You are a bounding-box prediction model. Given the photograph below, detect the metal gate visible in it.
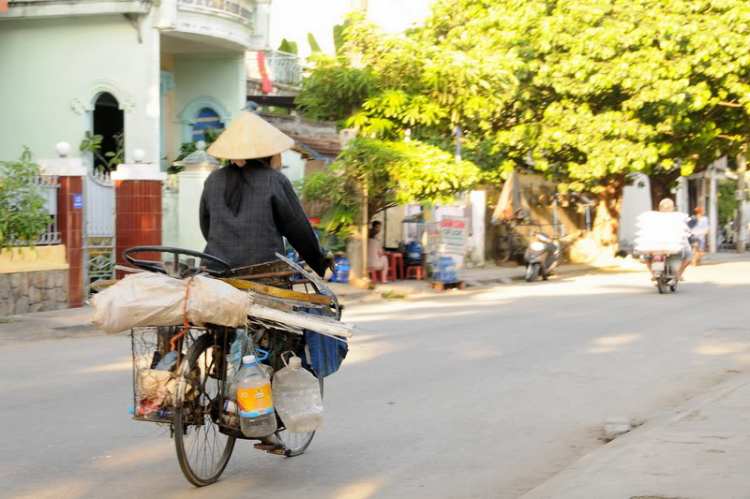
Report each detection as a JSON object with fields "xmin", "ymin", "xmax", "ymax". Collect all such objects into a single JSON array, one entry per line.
[{"xmin": 84, "ymin": 170, "xmax": 116, "ymax": 290}]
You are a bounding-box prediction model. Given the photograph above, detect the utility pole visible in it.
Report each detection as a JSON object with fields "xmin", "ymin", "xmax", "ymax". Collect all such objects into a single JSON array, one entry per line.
[
  {"xmin": 737, "ymin": 146, "xmax": 747, "ymax": 253},
  {"xmin": 709, "ymin": 166, "xmax": 718, "ymax": 254}
]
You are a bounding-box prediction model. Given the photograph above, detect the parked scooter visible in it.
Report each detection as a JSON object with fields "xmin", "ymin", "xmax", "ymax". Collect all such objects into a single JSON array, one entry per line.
[{"xmin": 524, "ymin": 232, "xmax": 561, "ymax": 282}]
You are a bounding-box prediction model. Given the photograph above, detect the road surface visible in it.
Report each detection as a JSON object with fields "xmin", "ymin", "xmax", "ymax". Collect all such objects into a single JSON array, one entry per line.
[{"xmin": 2, "ymin": 262, "xmax": 749, "ymax": 498}]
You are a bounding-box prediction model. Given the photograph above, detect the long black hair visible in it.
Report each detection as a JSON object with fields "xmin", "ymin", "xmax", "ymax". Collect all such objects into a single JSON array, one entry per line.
[{"xmin": 224, "ymin": 157, "xmax": 272, "ymax": 215}]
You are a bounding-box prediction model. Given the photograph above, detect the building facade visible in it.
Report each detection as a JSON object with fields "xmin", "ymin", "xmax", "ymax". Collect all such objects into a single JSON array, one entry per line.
[{"xmin": 0, "ymin": 0, "xmax": 271, "ymax": 169}]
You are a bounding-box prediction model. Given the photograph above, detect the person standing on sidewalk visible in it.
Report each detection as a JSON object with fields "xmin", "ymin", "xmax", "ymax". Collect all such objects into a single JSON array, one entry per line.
[{"xmin": 689, "ymin": 206, "xmax": 709, "ymax": 257}]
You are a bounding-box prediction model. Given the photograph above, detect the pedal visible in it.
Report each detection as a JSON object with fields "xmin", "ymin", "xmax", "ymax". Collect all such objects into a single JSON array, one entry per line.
[{"xmin": 253, "ymin": 443, "xmax": 286, "ymax": 455}]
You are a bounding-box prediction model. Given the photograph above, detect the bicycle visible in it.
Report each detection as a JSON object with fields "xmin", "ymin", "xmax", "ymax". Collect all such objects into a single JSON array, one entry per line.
[{"xmin": 122, "ymin": 246, "xmax": 342, "ymax": 487}]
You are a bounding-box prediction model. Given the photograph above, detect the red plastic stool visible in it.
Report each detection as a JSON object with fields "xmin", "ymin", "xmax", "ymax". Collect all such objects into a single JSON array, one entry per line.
[
  {"xmin": 369, "ymin": 269, "xmax": 385, "ymax": 283},
  {"xmin": 405, "ymin": 265, "xmax": 423, "ymax": 280},
  {"xmin": 385, "ymin": 252, "xmax": 403, "ymax": 281}
]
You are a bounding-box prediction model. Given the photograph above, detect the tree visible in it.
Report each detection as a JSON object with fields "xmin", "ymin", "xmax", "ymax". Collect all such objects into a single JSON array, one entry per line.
[
  {"xmin": 298, "ymin": 138, "xmax": 480, "ymax": 239},
  {"xmin": 419, "ymin": 0, "xmax": 750, "ymax": 245},
  {"xmin": 301, "ymin": 2, "xmax": 750, "ymax": 249},
  {"xmin": 0, "ymin": 148, "xmax": 51, "ymax": 249}
]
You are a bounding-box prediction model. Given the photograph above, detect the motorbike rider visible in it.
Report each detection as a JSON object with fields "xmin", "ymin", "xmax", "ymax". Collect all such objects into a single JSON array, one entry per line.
[
  {"xmin": 200, "ymin": 111, "xmax": 334, "ymax": 276},
  {"xmin": 645, "ymin": 198, "xmax": 692, "ymax": 285}
]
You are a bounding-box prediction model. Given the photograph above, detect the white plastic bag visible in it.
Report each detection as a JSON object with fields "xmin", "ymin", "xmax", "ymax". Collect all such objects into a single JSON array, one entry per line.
[
  {"xmin": 91, "ymin": 273, "xmax": 252, "ymax": 334},
  {"xmin": 186, "ymin": 276, "xmax": 252, "ymax": 327},
  {"xmin": 91, "ymin": 273, "xmax": 186, "ymax": 333}
]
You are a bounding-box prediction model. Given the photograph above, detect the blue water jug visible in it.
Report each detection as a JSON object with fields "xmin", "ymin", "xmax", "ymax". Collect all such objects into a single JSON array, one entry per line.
[
  {"xmin": 435, "ymin": 256, "xmax": 457, "ymax": 282},
  {"xmin": 406, "ymin": 241, "xmax": 423, "ymax": 266},
  {"xmin": 444, "ymin": 256, "xmax": 457, "ymax": 282},
  {"xmin": 330, "ymin": 255, "xmax": 350, "ymax": 283}
]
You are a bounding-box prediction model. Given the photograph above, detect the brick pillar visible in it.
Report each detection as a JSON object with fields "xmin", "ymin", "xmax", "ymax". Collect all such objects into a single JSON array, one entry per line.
[
  {"xmin": 112, "ymin": 164, "xmax": 167, "ymax": 278},
  {"xmin": 39, "ymin": 158, "xmax": 87, "ymax": 308}
]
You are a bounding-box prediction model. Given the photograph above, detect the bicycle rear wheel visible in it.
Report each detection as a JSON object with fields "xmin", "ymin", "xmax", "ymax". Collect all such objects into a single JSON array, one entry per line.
[{"xmin": 174, "ymin": 333, "xmax": 235, "ymax": 487}]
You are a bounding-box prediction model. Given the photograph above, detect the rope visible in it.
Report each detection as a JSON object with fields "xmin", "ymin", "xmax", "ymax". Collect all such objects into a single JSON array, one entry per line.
[
  {"xmin": 167, "ymin": 277, "xmax": 195, "ymax": 351},
  {"xmin": 182, "ymin": 277, "xmax": 194, "ymax": 328}
]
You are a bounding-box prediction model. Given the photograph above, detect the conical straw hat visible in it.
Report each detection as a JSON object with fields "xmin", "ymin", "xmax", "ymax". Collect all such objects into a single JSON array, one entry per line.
[{"xmin": 207, "ymin": 111, "xmax": 294, "ymax": 160}]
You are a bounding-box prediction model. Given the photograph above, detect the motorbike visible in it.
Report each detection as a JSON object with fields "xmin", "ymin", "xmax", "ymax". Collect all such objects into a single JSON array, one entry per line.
[
  {"xmin": 524, "ymin": 232, "xmax": 561, "ymax": 282},
  {"xmin": 648, "ymin": 251, "xmax": 679, "ymax": 294}
]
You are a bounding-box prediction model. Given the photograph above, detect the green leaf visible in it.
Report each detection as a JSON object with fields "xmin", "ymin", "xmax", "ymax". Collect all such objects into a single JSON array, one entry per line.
[{"xmin": 308, "ymin": 33, "xmax": 322, "ymax": 53}]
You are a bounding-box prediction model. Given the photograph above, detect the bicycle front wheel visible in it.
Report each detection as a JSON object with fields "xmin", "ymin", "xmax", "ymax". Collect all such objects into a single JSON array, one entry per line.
[{"xmin": 174, "ymin": 333, "xmax": 235, "ymax": 487}]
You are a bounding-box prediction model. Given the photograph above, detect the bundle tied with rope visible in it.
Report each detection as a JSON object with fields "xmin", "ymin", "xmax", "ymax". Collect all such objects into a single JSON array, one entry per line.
[{"xmin": 91, "ymin": 273, "xmax": 252, "ymax": 334}]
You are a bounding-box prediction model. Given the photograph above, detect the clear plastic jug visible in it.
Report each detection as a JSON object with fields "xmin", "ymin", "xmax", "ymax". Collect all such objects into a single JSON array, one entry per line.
[{"xmin": 272, "ymin": 355, "xmax": 323, "ymax": 433}]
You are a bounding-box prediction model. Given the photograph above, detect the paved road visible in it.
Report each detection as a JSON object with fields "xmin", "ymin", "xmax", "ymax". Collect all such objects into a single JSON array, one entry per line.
[{"xmin": 2, "ymin": 263, "xmax": 750, "ymax": 499}]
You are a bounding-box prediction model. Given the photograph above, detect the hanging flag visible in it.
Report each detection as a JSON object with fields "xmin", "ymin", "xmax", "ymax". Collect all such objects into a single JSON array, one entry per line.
[{"xmin": 257, "ymin": 51, "xmax": 273, "ymax": 94}]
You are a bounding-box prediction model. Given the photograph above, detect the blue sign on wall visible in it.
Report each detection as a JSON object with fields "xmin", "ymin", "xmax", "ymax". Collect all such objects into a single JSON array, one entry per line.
[{"xmin": 73, "ymin": 194, "xmax": 83, "ymax": 210}]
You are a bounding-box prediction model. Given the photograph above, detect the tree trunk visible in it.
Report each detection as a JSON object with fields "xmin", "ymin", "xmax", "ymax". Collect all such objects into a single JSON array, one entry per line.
[
  {"xmin": 649, "ymin": 171, "xmax": 681, "ymax": 210},
  {"xmin": 591, "ymin": 178, "xmax": 625, "ymax": 255},
  {"xmin": 345, "ymin": 177, "xmax": 370, "ymax": 288}
]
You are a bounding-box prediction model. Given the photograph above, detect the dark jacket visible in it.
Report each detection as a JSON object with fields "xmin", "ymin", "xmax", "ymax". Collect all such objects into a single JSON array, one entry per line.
[{"xmin": 199, "ymin": 165, "xmax": 326, "ymax": 276}]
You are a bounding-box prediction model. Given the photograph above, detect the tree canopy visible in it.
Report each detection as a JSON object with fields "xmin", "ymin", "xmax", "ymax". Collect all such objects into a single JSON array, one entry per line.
[{"xmin": 298, "ymin": 0, "xmax": 750, "ymax": 241}]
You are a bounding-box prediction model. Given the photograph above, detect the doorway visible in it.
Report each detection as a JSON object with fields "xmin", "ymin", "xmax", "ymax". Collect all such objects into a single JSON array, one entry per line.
[{"xmin": 93, "ymin": 92, "xmax": 124, "ymax": 171}]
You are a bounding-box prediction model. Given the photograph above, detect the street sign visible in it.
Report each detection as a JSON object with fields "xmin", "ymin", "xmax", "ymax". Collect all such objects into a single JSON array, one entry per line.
[
  {"xmin": 440, "ymin": 216, "xmax": 467, "ymax": 254},
  {"xmin": 73, "ymin": 194, "xmax": 83, "ymax": 210}
]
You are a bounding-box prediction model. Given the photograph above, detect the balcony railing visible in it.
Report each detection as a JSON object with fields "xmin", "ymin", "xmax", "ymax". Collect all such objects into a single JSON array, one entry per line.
[
  {"xmin": 177, "ymin": 0, "xmax": 256, "ymax": 25},
  {"xmin": 247, "ymin": 50, "xmax": 304, "ymax": 87}
]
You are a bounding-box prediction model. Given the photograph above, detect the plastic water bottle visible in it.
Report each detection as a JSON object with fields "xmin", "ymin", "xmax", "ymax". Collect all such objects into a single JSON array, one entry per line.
[
  {"xmin": 272, "ymin": 355, "xmax": 323, "ymax": 433},
  {"xmin": 221, "ymin": 400, "xmax": 240, "ymax": 428},
  {"xmin": 154, "ymin": 350, "xmax": 178, "ymax": 371},
  {"xmin": 235, "ymin": 355, "xmax": 277, "ymax": 437}
]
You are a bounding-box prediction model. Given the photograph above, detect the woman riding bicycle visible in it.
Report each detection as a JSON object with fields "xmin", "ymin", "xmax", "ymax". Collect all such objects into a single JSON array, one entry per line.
[{"xmin": 201, "ymin": 111, "xmax": 333, "ymax": 276}]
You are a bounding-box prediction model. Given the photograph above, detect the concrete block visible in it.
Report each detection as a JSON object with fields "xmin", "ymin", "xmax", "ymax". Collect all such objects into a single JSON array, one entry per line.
[
  {"xmin": 14, "ymin": 296, "xmax": 29, "ymax": 314},
  {"xmin": 54, "ymin": 271, "xmax": 65, "ymax": 288},
  {"xmin": 29, "ymin": 303, "xmax": 44, "ymax": 313},
  {"xmin": 0, "ymin": 275, "xmax": 10, "ymax": 299},
  {"xmin": 10, "ymin": 272, "xmax": 22, "ymax": 289},
  {"xmin": 28, "ymin": 286, "xmax": 40, "ymax": 305},
  {"xmin": 33, "ymin": 271, "xmax": 45, "ymax": 289},
  {"xmin": 44, "ymin": 272, "xmax": 56, "ymax": 289}
]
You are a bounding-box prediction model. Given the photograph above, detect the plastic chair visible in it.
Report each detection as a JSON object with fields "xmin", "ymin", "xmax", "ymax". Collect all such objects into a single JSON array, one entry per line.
[
  {"xmin": 405, "ymin": 265, "xmax": 423, "ymax": 280},
  {"xmin": 369, "ymin": 269, "xmax": 385, "ymax": 284}
]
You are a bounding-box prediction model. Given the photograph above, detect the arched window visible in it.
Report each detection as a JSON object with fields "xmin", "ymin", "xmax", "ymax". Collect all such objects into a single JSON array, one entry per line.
[{"xmin": 192, "ymin": 107, "xmax": 224, "ymax": 141}]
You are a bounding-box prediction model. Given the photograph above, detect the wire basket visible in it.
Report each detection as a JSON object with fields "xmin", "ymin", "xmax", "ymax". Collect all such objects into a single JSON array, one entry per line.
[{"xmin": 130, "ymin": 326, "xmax": 197, "ymax": 424}]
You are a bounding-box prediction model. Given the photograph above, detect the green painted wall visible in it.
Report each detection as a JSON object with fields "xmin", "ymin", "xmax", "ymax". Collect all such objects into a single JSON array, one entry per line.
[
  {"xmin": 0, "ymin": 14, "xmax": 161, "ymax": 164},
  {"xmin": 168, "ymin": 53, "xmax": 246, "ymax": 154}
]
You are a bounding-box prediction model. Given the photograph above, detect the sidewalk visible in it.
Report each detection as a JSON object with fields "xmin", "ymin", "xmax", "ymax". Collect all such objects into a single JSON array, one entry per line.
[
  {"xmin": 519, "ymin": 375, "xmax": 750, "ymax": 499},
  {"xmin": 0, "ymin": 305, "xmax": 98, "ymax": 345},
  {"xmin": 329, "ymin": 259, "xmax": 643, "ymax": 303}
]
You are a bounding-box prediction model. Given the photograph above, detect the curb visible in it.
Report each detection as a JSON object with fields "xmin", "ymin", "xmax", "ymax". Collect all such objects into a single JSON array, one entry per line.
[
  {"xmin": 472, "ymin": 263, "xmax": 636, "ymax": 286},
  {"xmin": 518, "ymin": 374, "xmax": 750, "ymax": 499}
]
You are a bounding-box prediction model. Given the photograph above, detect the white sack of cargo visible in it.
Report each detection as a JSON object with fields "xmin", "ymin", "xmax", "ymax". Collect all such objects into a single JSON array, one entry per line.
[
  {"xmin": 92, "ymin": 273, "xmax": 251, "ymax": 333},
  {"xmin": 634, "ymin": 211, "xmax": 690, "ymax": 254},
  {"xmin": 187, "ymin": 275, "xmax": 252, "ymax": 327}
]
